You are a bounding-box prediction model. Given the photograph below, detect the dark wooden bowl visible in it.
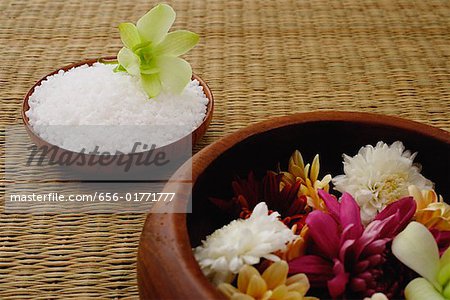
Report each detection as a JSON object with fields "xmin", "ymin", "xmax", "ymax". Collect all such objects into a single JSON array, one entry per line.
[
  {"xmin": 137, "ymin": 112, "xmax": 450, "ymax": 299},
  {"xmin": 21, "ymin": 57, "xmax": 214, "ymax": 169}
]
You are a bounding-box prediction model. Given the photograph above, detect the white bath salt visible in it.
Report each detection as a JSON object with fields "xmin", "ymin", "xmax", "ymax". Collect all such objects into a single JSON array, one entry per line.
[{"xmin": 26, "ymin": 63, "xmax": 209, "ymax": 153}]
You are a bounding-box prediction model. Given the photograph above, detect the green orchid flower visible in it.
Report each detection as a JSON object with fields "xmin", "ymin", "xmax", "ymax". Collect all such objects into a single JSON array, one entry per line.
[
  {"xmin": 116, "ymin": 3, "xmax": 199, "ymax": 98},
  {"xmin": 392, "ymin": 221, "xmax": 450, "ymax": 300}
]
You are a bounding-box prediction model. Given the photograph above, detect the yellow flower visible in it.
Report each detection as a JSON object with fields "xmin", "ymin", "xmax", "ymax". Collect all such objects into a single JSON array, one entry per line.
[
  {"xmin": 281, "ymin": 150, "xmax": 332, "ymax": 211},
  {"xmin": 278, "ymin": 225, "xmax": 309, "ymax": 262},
  {"xmin": 409, "ymin": 185, "xmax": 450, "ymax": 231},
  {"xmin": 218, "ymin": 261, "xmax": 317, "ymax": 300}
]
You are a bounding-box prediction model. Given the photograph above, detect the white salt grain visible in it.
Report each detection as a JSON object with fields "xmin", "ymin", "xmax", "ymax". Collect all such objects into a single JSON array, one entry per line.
[{"xmin": 26, "ymin": 63, "xmax": 209, "ymax": 152}]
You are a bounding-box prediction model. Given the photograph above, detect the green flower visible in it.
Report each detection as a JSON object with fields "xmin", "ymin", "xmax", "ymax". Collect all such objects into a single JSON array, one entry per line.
[
  {"xmin": 116, "ymin": 3, "xmax": 199, "ymax": 98},
  {"xmin": 392, "ymin": 221, "xmax": 450, "ymax": 300}
]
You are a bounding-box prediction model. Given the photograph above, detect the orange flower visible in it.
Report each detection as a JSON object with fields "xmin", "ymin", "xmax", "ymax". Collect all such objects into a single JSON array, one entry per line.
[
  {"xmin": 278, "ymin": 225, "xmax": 309, "ymax": 262},
  {"xmin": 218, "ymin": 260, "xmax": 317, "ymax": 300},
  {"xmin": 409, "ymin": 185, "xmax": 450, "ymax": 231},
  {"xmin": 281, "ymin": 151, "xmax": 331, "ymax": 211}
]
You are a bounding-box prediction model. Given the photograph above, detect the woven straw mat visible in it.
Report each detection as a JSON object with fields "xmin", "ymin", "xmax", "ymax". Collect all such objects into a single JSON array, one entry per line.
[{"xmin": 0, "ymin": 0, "xmax": 449, "ymax": 299}]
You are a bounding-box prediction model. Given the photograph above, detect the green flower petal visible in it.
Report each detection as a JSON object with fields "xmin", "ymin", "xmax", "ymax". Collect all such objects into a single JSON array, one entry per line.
[
  {"xmin": 118, "ymin": 22, "xmax": 141, "ymax": 49},
  {"xmin": 141, "ymin": 73, "xmax": 161, "ymax": 98},
  {"xmin": 140, "ymin": 65, "xmax": 159, "ymax": 75},
  {"xmin": 443, "ymin": 282, "xmax": 450, "ymax": 299},
  {"xmin": 153, "ymin": 30, "xmax": 199, "ymax": 57},
  {"xmin": 405, "ymin": 278, "xmax": 445, "ymax": 300},
  {"xmin": 136, "ymin": 3, "xmax": 175, "ymax": 45},
  {"xmin": 139, "ymin": 55, "xmax": 159, "ymax": 75},
  {"xmin": 440, "ymin": 247, "xmax": 450, "ymax": 268},
  {"xmin": 115, "ymin": 3, "xmax": 197, "ymax": 98},
  {"xmin": 438, "ymin": 264, "xmax": 450, "ymax": 287},
  {"xmin": 113, "ymin": 64, "xmax": 126, "ymax": 73},
  {"xmin": 392, "ymin": 222, "xmax": 441, "ymax": 291},
  {"xmin": 439, "ymin": 248, "xmax": 450, "ymax": 296},
  {"xmin": 117, "ymin": 47, "xmax": 141, "ymax": 77},
  {"xmin": 156, "ymin": 56, "xmax": 192, "ymax": 94}
]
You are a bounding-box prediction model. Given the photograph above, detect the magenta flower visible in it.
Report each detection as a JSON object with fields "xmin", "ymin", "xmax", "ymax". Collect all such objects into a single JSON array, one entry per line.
[
  {"xmin": 289, "ymin": 190, "xmax": 417, "ymax": 299},
  {"xmin": 430, "ymin": 228, "xmax": 450, "ymax": 256}
]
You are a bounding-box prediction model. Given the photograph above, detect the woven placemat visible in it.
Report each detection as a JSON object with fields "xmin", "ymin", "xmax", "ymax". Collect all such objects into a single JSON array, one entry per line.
[{"xmin": 1, "ymin": 0, "xmax": 449, "ymax": 298}]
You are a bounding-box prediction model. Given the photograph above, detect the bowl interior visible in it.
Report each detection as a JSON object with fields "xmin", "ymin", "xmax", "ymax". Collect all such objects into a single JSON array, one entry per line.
[{"xmin": 188, "ymin": 118, "xmax": 450, "ymax": 246}]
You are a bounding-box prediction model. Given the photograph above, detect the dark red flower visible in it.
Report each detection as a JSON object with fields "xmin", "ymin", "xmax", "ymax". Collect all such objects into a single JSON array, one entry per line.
[
  {"xmin": 289, "ymin": 190, "xmax": 417, "ymax": 299},
  {"xmin": 210, "ymin": 171, "xmax": 309, "ymax": 233}
]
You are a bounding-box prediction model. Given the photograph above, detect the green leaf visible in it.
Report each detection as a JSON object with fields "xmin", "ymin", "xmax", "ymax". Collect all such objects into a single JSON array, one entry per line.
[
  {"xmin": 136, "ymin": 3, "xmax": 175, "ymax": 45},
  {"xmin": 405, "ymin": 278, "xmax": 445, "ymax": 300},
  {"xmin": 141, "ymin": 73, "xmax": 161, "ymax": 98},
  {"xmin": 119, "ymin": 22, "xmax": 141, "ymax": 49},
  {"xmin": 156, "ymin": 56, "xmax": 192, "ymax": 94},
  {"xmin": 392, "ymin": 222, "xmax": 441, "ymax": 291},
  {"xmin": 117, "ymin": 47, "xmax": 141, "ymax": 77},
  {"xmin": 153, "ymin": 30, "xmax": 199, "ymax": 57}
]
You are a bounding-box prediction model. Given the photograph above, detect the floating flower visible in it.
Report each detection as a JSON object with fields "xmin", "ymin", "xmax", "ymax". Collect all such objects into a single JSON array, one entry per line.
[
  {"xmin": 194, "ymin": 202, "xmax": 297, "ymax": 285},
  {"xmin": 431, "ymin": 229, "xmax": 450, "ymax": 256},
  {"xmin": 409, "ymin": 185, "xmax": 450, "ymax": 231},
  {"xmin": 116, "ymin": 4, "xmax": 199, "ymax": 97},
  {"xmin": 278, "ymin": 225, "xmax": 310, "ymax": 262},
  {"xmin": 289, "ymin": 190, "xmax": 416, "ymax": 299},
  {"xmin": 281, "ymin": 151, "xmax": 332, "ymax": 210},
  {"xmin": 392, "ymin": 221, "xmax": 450, "ymax": 300},
  {"xmin": 218, "ymin": 260, "xmax": 318, "ymax": 300},
  {"xmin": 210, "ymin": 171, "xmax": 310, "ymax": 234},
  {"xmin": 333, "ymin": 141, "xmax": 432, "ymax": 225}
]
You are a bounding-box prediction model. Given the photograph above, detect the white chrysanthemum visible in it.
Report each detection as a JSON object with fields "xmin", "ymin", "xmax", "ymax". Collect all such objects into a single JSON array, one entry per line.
[
  {"xmin": 193, "ymin": 202, "xmax": 296, "ymax": 285},
  {"xmin": 333, "ymin": 141, "xmax": 433, "ymax": 225}
]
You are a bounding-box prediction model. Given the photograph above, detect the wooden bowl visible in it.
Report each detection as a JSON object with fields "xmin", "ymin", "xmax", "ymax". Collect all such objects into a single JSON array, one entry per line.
[
  {"xmin": 137, "ymin": 112, "xmax": 450, "ymax": 299},
  {"xmin": 21, "ymin": 57, "xmax": 214, "ymax": 169}
]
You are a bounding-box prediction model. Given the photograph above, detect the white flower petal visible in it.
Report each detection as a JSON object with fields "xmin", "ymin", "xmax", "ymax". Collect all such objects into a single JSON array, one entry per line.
[
  {"xmin": 332, "ymin": 141, "xmax": 433, "ymax": 224},
  {"xmin": 405, "ymin": 278, "xmax": 445, "ymax": 300},
  {"xmin": 364, "ymin": 292, "xmax": 389, "ymax": 300},
  {"xmin": 392, "ymin": 222, "xmax": 441, "ymax": 291},
  {"xmin": 193, "ymin": 202, "xmax": 296, "ymax": 285},
  {"xmin": 251, "ymin": 202, "xmax": 269, "ymax": 217}
]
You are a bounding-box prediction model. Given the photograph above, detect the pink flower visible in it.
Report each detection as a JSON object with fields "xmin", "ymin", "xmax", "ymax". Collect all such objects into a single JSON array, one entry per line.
[
  {"xmin": 289, "ymin": 190, "xmax": 416, "ymax": 299},
  {"xmin": 430, "ymin": 228, "xmax": 450, "ymax": 256}
]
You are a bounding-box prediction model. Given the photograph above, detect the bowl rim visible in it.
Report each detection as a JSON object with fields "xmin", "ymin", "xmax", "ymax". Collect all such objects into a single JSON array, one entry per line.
[
  {"xmin": 137, "ymin": 111, "xmax": 450, "ymax": 299},
  {"xmin": 21, "ymin": 56, "xmax": 214, "ymax": 156}
]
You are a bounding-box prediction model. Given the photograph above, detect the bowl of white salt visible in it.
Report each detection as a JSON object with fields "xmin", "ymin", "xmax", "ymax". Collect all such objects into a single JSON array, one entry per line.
[{"xmin": 21, "ymin": 57, "xmax": 213, "ymax": 173}]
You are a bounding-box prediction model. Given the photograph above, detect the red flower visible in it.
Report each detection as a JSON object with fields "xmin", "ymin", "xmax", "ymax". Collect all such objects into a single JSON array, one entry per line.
[
  {"xmin": 289, "ymin": 190, "xmax": 416, "ymax": 299},
  {"xmin": 210, "ymin": 171, "xmax": 309, "ymax": 233}
]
